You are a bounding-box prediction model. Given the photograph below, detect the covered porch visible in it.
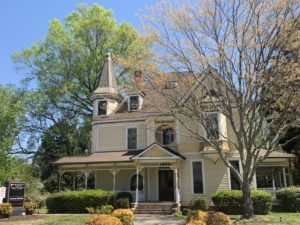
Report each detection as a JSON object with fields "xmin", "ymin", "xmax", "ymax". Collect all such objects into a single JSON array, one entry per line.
[{"xmin": 54, "ymin": 143, "xmax": 185, "ymax": 208}]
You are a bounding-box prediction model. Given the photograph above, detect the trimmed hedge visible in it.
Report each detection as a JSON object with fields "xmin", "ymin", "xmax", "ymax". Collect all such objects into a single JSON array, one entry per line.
[
  {"xmin": 115, "ymin": 198, "xmax": 130, "ymax": 209},
  {"xmin": 46, "ymin": 190, "xmax": 115, "ymax": 213},
  {"xmin": 116, "ymin": 192, "xmax": 133, "ymax": 204},
  {"xmin": 212, "ymin": 190, "xmax": 272, "ymax": 215},
  {"xmin": 276, "ymin": 186, "xmax": 300, "ymax": 212}
]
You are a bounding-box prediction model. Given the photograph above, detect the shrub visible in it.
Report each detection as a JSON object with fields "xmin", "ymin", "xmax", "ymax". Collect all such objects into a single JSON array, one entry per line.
[
  {"xmin": 276, "ymin": 186, "xmax": 300, "ymax": 212},
  {"xmin": 86, "ymin": 205, "xmax": 114, "ymax": 214},
  {"xmin": 116, "ymin": 192, "xmax": 133, "ymax": 204},
  {"xmin": 186, "ymin": 210, "xmax": 208, "ymax": 223},
  {"xmin": 206, "ymin": 212, "xmax": 232, "ymax": 225},
  {"xmin": 212, "ymin": 190, "xmax": 272, "ymax": 215},
  {"xmin": 0, "ymin": 203, "xmax": 13, "ymax": 218},
  {"xmin": 84, "ymin": 214, "xmax": 122, "ymax": 225},
  {"xmin": 114, "ymin": 198, "xmax": 130, "ymax": 209},
  {"xmin": 189, "ymin": 197, "xmax": 208, "ymax": 211},
  {"xmin": 252, "ymin": 190, "xmax": 272, "ymax": 214},
  {"xmin": 112, "ymin": 209, "xmax": 134, "ymax": 225},
  {"xmin": 46, "ymin": 190, "xmax": 115, "ymax": 213},
  {"xmin": 99, "ymin": 205, "xmax": 114, "ymax": 214},
  {"xmin": 24, "ymin": 201, "xmax": 38, "ymax": 215}
]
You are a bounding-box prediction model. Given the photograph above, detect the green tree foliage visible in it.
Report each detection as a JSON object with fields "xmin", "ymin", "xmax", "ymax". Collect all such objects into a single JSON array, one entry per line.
[
  {"xmin": 13, "ymin": 3, "xmax": 151, "ymax": 116},
  {"xmin": 0, "ymin": 85, "xmax": 22, "ymax": 153},
  {"xmin": 32, "ymin": 120, "xmax": 90, "ymax": 191}
]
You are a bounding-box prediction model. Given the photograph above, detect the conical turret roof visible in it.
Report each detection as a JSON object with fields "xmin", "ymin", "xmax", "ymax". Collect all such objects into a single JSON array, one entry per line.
[{"xmin": 92, "ymin": 52, "xmax": 120, "ymax": 99}]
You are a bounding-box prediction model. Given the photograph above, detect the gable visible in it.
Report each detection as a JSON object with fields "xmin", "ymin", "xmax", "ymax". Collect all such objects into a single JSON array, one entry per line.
[
  {"xmin": 131, "ymin": 143, "xmax": 185, "ymax": 160},
  {"xmin": 140, "ymin": 146, "xmax": 171, "ymax": 158}
]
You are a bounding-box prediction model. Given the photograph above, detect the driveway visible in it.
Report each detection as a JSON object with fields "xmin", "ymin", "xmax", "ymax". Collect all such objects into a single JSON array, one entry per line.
[{"xmin": 134, "ymin": 214, "xmax": 185, "ymax": 225}]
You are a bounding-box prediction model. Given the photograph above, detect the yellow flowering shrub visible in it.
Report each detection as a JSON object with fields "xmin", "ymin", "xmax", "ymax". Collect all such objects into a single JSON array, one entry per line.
[
  {"xmin": 112, "ymin": 209, "xmax": 134, "ymax": 225},
  {"xmin": 186, "ymin": 210, "xmax": 208, "ymax": 223},
  {"xmin": 206, "ymin": 212, "xmax": 232, "ymax": 225},
  {"xmin": 84, "ymin": 214, "xmax": 122, "ymax": 225},
  {"xmin": 24, "ymin": 201, "xmax": 38, "ymax": 215},
  {"xmin": 0, "ymin": 203, "xmax": 13, "ymax": 218}
]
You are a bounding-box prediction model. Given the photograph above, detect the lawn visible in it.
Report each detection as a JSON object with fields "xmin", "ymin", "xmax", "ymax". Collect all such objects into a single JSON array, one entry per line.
[
  {"xmin": 233, "ymin": 213, "xmax": 300, "ymax": 225},
  {"xmin": 0, "ymin": 212, "xmax": 299, "ymax": 225}
]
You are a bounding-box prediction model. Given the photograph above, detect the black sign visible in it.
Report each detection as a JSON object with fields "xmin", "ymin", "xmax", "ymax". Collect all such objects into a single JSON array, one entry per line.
[{"xmin": 5, "ymin": 182, "xmax": 25, "ymax": 207}]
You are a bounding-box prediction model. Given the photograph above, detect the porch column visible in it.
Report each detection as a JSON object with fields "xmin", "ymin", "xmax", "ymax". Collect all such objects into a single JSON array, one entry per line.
[
  {"xmin": 174, "ymin": 167, "xmax": 180, "ymax": 204},
  {"xmin": 288, "ymin": 158, "xmax": 293, "ymax": 185},
  {"xmin": 57, "ymin": 170, "xmax": 62, "ymax": 192},
  {"xmin": 282, "ymin": 168, "xmax": 287, "ymax": 188},
  {"xmin": 72, "ymin": 173, "xmax": 76, "ymax": 191},
  {"xmin": 109, "ymin": 169, "xmax": 120, "ymax": 193},
  {"xmin": 85, "ymin": 171, "xmax": 90, "ymax": 190},
  {"xmin": 135, "ymin": 167, "xmax": 139, "ymax": 204}
]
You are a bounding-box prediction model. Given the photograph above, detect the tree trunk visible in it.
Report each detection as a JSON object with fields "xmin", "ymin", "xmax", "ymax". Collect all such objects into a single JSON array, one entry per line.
[{"xmin": 242, "ymin": 182, "xmax": 254, "ymax": 219}]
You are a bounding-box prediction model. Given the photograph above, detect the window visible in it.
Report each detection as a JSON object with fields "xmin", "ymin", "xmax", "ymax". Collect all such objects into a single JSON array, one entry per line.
[
  {"xmin": 192, "ymin": 161, "xmax": 204, "ymax": 194},
  {"xmin": 163, "ymin": 128, "xmax": 174, "ymax": 145},
  {"xmin": 129, "ymin": 96, "xmax": 139, "ymax": 111},
  {"xmin": 230, "ymin": 160, "xmax": 241, "ymax": 190},
  {"xmin": 127, "ymin": 128, "xmax": 137, "ymax": 149},
  {"xmin": 130, "ymin": 174, "xmax": 143, "ymax": 191},
  {"xmin": 98, "ymin": 100, "xmax": 107, "ymax": 115},
  {"xmin": 205, "ymin": 113, "xmax": 219, "ymax": 139}
]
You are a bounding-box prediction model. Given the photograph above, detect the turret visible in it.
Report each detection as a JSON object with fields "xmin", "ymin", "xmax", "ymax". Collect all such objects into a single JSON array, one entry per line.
[{"xmin": 91, "ymin": 52, "xmax": 121, "ymax": 116}]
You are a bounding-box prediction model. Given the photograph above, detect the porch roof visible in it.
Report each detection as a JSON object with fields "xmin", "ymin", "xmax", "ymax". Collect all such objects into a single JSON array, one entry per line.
[
  {"xmin": 54, "ymin": 143, "xmax": 185, "ymax": 166},
  {"xmin": 54, "ymin": 150, "xmax": 143, "ymax": 165},
  {"xmin": 258, "ymin": 149, "xmax": 294, "ymax": 158}
]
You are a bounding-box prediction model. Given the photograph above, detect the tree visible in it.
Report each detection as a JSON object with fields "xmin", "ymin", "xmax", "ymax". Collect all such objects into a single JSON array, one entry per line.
[
  {"xmin": 12, "ymin": 4, "xmax": 151, "ymax": 154},
  {"xmin": 32, "ymin": 119, "xmax": 90, "ymax": 191},
  {"xmin": 144, "ymin": 0, "xmax": 300, "ymax": 218}
]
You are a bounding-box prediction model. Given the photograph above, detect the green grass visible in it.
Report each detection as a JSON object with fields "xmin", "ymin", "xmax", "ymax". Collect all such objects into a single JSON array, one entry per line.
[
  {"xmin": 233, "ymin": 213, "xmax": 300, "ymax": 225},
  {"xmin": 175, "ymin": 212, "xmax": 300, "ymax": 225},
  {"xmin": 1, "ymin": 212, "xmax": 300, "ymax": 225},
  {"xmin": 0, "ymin": 214, "xmax": 90, "ymax": 225}
]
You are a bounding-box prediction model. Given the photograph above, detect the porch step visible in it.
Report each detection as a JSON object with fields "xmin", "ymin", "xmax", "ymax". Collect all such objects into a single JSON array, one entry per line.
[{"xmin": 133, "ymin": 202, "xmax": 176, "ymax": 215}]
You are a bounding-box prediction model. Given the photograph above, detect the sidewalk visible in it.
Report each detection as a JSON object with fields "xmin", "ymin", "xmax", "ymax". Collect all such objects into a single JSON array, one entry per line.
[{"xmin": 134, "ymin": 214, "xmax": 185, "ymax": 225}]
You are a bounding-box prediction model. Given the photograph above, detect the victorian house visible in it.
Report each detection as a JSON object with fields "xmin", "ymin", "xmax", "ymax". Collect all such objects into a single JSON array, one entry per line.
[{"xmin": 54, "ymin": 53, "xmax": 294, "ymax": 213}]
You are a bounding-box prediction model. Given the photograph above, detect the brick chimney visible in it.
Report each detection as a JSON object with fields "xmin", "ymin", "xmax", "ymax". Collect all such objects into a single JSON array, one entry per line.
[{"xmin": 133, "ymin": 70, "xmax": 144, "ymax": 90}]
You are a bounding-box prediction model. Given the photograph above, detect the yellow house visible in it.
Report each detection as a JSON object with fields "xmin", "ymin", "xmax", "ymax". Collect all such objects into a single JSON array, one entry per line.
[{"xmin": 54, "ymin": 53, "xmax": 294, "ymax": 213}]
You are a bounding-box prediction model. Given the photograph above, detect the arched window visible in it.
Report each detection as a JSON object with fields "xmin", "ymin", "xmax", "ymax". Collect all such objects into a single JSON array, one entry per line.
[{"xmin": 130, "ymin": 174, "xmax": 143, "ymax": 191}]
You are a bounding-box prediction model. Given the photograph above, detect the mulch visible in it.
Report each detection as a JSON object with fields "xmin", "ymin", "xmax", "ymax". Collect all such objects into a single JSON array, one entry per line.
[{"xmin": 0, "ymin": 214, "xmax": 47, "ymax": 223}]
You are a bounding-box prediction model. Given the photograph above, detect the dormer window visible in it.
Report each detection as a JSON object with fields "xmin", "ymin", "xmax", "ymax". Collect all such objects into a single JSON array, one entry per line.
[
  {"xmin": 129, "ymin": 96, "xmax": 139, "ymax": 111},
  {"xmin": 98, "ymin": 100, "xmax": 107, "ymax": 115}
]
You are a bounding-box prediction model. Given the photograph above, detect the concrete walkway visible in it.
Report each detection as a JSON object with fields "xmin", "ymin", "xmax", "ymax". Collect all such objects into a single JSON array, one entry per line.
[{"xmin": 134, "ymin": 214, "xmax": 185, "ymax": 225}]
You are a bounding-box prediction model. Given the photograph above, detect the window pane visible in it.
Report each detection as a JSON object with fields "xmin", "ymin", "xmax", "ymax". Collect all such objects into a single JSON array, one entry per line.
[
  {"xmin": 129, "ymin": 96, "xmax": 139, "ymax": 111},
  {"xmin": 130, "ymin": 175, "xmax": 143, "ymax": 191},
  {"xmin": 127, "ymin": 128, "xmax": 137, "ymax": 149},
  {"xmin": 163, "ymin": 128, "xmax": 174, "ymax": 145},
  {"xmin": 98, "ymin": 101, "xmax": 107, "ymax": 115},
  {"xmin": 192, "ymin": 161, "xmax": 203, "ymax": 194},
  {"xmin": 205, "ymin": 114, "xmax": 219, "ymax": 139},
  {"xmin": 230, "ymin": 160, "xmax": 241, "ymax": 190}
]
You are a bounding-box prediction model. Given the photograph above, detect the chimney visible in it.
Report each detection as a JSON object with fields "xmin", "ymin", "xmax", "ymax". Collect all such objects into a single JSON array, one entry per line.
[{"xmin": 133, "ymin": 70, "xmax": 144, "ymax": 90}]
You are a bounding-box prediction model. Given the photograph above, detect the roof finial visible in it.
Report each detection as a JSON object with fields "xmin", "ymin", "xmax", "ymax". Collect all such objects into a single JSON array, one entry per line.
[{"xmin": 106, "ymin": 51, "xmax": 111, "ymax": 59}]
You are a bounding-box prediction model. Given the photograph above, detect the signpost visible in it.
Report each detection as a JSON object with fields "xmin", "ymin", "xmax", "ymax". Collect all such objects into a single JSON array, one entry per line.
[{"xmin": 4, "ymin": 182, "xmax": 25, "ymax": 207}]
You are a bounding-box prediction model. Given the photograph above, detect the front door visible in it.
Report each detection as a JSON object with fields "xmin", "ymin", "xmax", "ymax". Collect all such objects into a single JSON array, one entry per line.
[{"xmin": 158, "ymin": 170, "xmax": 174, "ymax": 201}]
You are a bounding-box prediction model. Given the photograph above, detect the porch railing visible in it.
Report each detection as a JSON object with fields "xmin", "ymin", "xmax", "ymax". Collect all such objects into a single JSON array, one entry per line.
[{"xmin": 257, "ymin": 188, "xmax": 283, "ymax": 201}]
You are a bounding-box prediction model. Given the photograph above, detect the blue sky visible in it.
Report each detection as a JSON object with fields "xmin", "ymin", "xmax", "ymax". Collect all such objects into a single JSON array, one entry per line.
[{"xmin": 0, "ymin": 0, "xmax": 157, "ymax": 86}]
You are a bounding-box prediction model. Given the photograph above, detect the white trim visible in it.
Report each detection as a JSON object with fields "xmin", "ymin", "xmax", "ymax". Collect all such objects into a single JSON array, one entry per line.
[
  {"xmin": 147, "ymin": 167, "xmax": 150, "ymax": 201},
  {"xmin": 131, "ymin": 143, "xmax": 181, "ymax": 160},
  {"xmin": 92, "ymin": 118, "xmax": 145, "ymax": 125},
  {"xmin": 191, "ymin": 159, "xmax": 206, "ymax": 195},
  {"xmin": 126, "ymin": 126, "xmax": 138, "ymax": 150}
]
